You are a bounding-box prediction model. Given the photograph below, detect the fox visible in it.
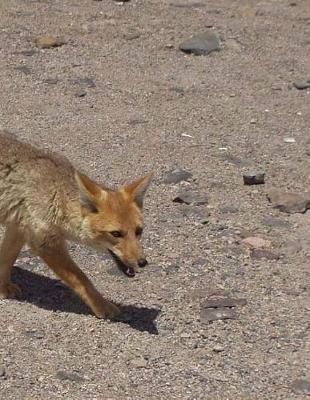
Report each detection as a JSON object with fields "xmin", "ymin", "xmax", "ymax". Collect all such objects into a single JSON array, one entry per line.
[{"xmin": 0, "ymin": 131, "xmax": 153, "ymax": 319}]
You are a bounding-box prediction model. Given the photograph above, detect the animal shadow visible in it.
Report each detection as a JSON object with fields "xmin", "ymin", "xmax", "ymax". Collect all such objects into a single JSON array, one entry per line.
[{"xmin": 12, "ymin": 266, "xmax": 160, "ymax": 334}]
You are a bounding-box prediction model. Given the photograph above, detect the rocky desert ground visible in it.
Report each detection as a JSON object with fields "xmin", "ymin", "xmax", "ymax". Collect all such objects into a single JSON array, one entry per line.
[{"xmin": 0, "ymin": 0, "xmax": 309, "ymax": 399}]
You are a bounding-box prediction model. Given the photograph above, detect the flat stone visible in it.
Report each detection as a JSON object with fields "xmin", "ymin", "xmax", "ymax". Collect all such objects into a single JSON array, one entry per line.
[
  {"xmin": 164, "ymin": 264, "xmax": 180, "ymax": 274},
  {"xmin": 19, "ymin": 49, "xmax": 37, "ymax": 57},
  {"xmin": 225, "ymin": 38, "xmax": 242, "ymax": 51},
  {"xmin": 131, "ymin": 358, "xmax": 148, "ymax": 368},
  {"xmin": 15, "ymin": 11, "xmax": 36, "ymax": 16},
  {"xmin": 293, "ymin": 79, "xmax": 310, "ymax": 90},
  {"xmin": 71, "ymin": 77, "xmax": 96, "ymax": 88},
  {"xmin": 34, "ymin": 36, "xmax": 66, "ymax": 49},
  {"xmin": 243, "ymin": 171, "xmax": 265, "ymax": 185},
  {"xmin": 42, "ymin": 78, "xmax": 59, "ymax": 85},
  {"xmin": 123, "ymin": 32, "xmax": 141, "ymax": 40},
  {"xmin": 281, "ymin": 240, "xmax": 303, "ymax": 255},
  {"xmin": 170, "ymin": 1, "xmax": 207, "ymax": 7},
  {"xmin": 221, "ymin": 154, "xmax": 250, "ymax": 167},
  {"xmin": 219, "ymin": 205, "xmax": 239, "ymax": 214},
  {"xmin": 56, "ymin": 370, "xmax": 85, "ymax": 383},
  {"xmin": 242, "ymin": 236, "xmax": 271, "ymax": 249},
  {"xmin": 163, "ymin": 168, "xmax": 192, "ymax": 184},
  {"xmin": 250, "ymin": 249, "xmax": 280, "ymax": 260},
  {"xmin": 291, "ymin": 379, "xmax": 310, "ymax": 395},
  {"xmin": 15, "ymin": 65, "xmax": 31, "ymax": 75},
  {"xmin": 261, "ymin": 217, "xmax": 291, "ymax": 229},
  {"xmin": 200, "ymin": 307, "xmax": 237, "ymax": 323},
  {"xmin": 173, "ymin": 190, "xmax": 208, "ymax": 205},
  {"xmin": 267, "ymin": 190, "xmax": 310, "ymax": 214},
  {"xmin": 170, "ymin": 86, "xmax": 185, "ymax": 95},
  {"xmin": 179, "ymin": 30, "xmax": 221, "ymax": 56},
  {"xmin": 75, "ymin": 90, "xmax": 87, "ymax": 98},
  {"xmin": 202, "ymin": 297, "xmax": 247, "ymax": 308},
  {"xmin": 180, "ymin": 206, "xmax": 210, "ymax": 224},
  {"xmin": 128, "ymin": 117, "xmax": 148, "ymax": 126},
  {"xmin": 23, "ymin": 329, "xmax": 44, "ymax": 339}
]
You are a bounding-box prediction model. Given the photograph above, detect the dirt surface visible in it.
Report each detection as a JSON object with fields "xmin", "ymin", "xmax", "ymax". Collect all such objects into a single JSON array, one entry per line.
[{"xmin": 0, "ymin": 0, "xmax": 309, "ymax": 399}]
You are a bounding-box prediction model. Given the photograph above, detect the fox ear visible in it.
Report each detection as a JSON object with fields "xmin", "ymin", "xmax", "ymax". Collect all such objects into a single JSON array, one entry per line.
[
  {"xmin": 124, "ymin": 172, "xmax": 153, "ymax": 208},
  {"xmin": 75, "ymin": 171, "xmax": 107, "ymax": 213}
]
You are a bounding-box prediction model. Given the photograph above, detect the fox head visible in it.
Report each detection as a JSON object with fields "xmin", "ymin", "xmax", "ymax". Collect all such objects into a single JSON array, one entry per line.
[{"xmin": 75, "ymin": 171, "xmax": 153, "ymax": 277}]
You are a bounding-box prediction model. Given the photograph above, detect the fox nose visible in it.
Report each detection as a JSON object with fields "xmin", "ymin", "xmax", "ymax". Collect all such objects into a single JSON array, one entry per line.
[{"xmin": 138, "ymin": 258, "xmax": 148, "ymax": 268}]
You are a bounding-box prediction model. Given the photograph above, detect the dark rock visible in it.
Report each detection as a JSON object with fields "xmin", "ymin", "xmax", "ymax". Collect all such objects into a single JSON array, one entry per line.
[
  {"xmin": 71, "ymin": 77, "xmax": 96, "ymax": 88},
  {"xmin": 15, "ymin": 65, "xmax": 31, "ymax": 75},
  {"xmin": 163, "ymin": 168, "xmax": 192, "ymax": 184},
  {"xmin": 200, "ymin": 307, "xmax": 237, "ymax": 323},
  {"xmin": 179, "ymin": 30, "xmax": 221, "ymax": 56},
  {"xmin": 250, "ymin": 249, "xmax": 280, "ymax": 260},
  {"xmin": 56, "ymin": 370, "xmax": 85, "ymax": 383},
  {"xmin": 173, "ymin": 190, "xmax": 208, "ymax": 206},
  {"xmin": 243, "ymin": 171, "xmax": 265, "ymax": 185},
  {"xmin": 293, "ymin": 79, "xmax": 310, "ymax": 90},
  {"xmin": 291, "ymin": 379, "xmax": 310, "ymax": 395},
  {"xmin": 267, "ymin": 190, "xmax": 310, "ymax": 214},
  {"xmin": 202, "ymin": 297, "xmax": 247, "ymax": 308}
]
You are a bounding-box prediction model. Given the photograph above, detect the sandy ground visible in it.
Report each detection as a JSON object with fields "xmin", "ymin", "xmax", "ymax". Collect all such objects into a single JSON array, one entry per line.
[{"xmin": 0, "ymin": 0, "xmax": 309, "ymax": 399}]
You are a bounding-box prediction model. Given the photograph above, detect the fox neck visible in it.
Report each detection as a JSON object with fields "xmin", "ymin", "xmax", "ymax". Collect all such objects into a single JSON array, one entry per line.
[{"xmin": 63, "ymin": 197, "xmax": 93, "ymax": 244}]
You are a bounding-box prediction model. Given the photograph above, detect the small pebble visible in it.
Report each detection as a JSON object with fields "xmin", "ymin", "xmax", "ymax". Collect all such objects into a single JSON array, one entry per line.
[
  {"xmin": 293, "ymin": 79, "xmax": 310, "ymax": 90},
  {"xmin": 213, "ymin": 345, "xmax": 225, "ymax": 352},
  {"xmin": 131, "ymin": 358, "xmax": 148, "ymax": 368},
  {"xmin": 0, "ymin": 366, "xmax": 6, "ymax": 378},
  {"xmin": 241, "ymin": 236, "xmax": 271, "ymax": 249},
  {"xmin": 35, "ymin": 36, "xmax": 66, "ymax": 49}
]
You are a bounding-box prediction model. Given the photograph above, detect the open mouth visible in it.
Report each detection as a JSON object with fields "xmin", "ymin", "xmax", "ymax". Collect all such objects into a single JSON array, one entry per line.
[{"xmin": 108, "ymin": 250, "xmax": 136, "ymax": 277}]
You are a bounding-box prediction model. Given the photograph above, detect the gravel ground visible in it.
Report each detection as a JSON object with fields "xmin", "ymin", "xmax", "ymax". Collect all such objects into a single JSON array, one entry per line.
[{"xmin": 0, "ymin": 0, "xmax": 309, "ymax": 399}]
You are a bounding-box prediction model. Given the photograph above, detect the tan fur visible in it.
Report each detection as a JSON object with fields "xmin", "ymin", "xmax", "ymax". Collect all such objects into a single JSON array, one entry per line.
[{"xmin": 0, "ymin": 132, "xmax": 152, "ymax": 319}]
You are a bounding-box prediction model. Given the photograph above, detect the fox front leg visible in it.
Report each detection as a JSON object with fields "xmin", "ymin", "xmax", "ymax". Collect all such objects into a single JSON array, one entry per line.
[{"xmin": 35, "ymin": 242, "xmax": 120, "ymax": 319}]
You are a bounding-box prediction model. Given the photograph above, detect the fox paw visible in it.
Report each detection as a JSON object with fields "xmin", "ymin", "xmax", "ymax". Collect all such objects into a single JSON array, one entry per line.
[
  {"xmin": 94, "ymin": 300, "xmax": 121, "ymax": 320},
  {"xmin": 0, "ymin": 282, "xmax": 22, "ymax": 299}
]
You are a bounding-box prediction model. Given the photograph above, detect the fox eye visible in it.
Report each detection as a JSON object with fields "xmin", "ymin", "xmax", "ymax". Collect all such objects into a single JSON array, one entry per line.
[
  {"xmin": 110, "ymin": 231, "xmax": 123, "ymax": 238},
  {"xmin": 135, "ymin": 227, "xmax": 143, "ymax": 236}
]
